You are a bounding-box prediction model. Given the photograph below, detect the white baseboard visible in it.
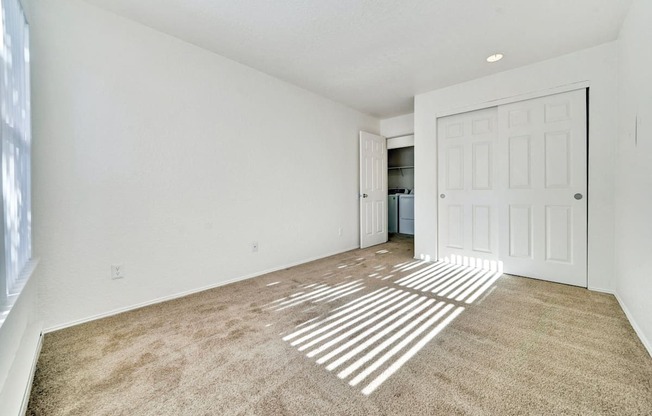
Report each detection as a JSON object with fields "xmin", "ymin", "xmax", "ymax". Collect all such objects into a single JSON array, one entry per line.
[
  {"xmin": 587, "ymin": 286, "xmax": 613, "ymax": 294},
  {"xmin": 44, "ymin": 245, "xmax": 360, "ymax": 333},
  {"xmin": 20, "ymin": 331, "xmax": 43, "ymax": 416},
  {"xmin": 613, "ymin": 292, "xmax": 652, "ymax": 358}
]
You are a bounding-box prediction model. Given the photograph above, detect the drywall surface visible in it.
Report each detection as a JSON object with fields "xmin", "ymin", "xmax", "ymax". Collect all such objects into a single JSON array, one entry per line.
[
  {"xmin": 615, "ymin": 0, "xmax": 652, "ymax": 353},
  {"xmin": 30, "ymin": 0, "xmax": 378, "ymax": 329},
  {"xmin": 0, "ymin": 272, "xmax": 41, "ymax": 416},
  {"xmin": 0, "ymin": 2, "xmax": 42, "ymax": 414},
  {"xmin": 387, "ymin": 135, "xmax": 414, "ymax": 149},
  {"xmin": 380, "ymin": 113, "xmax": 414, "ymax": 138},
  {"xmin": 414, "ymin": 42, "xmax": 618, "ymax": 291}
]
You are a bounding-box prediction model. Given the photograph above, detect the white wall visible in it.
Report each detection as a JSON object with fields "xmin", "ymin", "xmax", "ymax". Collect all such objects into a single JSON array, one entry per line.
[
  {"xmin": 0, "ymin": 272, "xmax": 41, "ymax": 416},
  {"xmin": 614, "ymin": 0, "xmax": 652, "ymax": 354},
  {"xmin": 0, "ymin": 2, "xmax": 42, "ymax": 414},
  {"xmin": 414, "ymin": 42, "xmax": 618, "ymax": 291},
  {"xmin": 380, "ymin": 113, "xmax": 414, "ymax": 138},
  {"xmin": 30, "ymin": 0, "xmax": 378, "ymax": 330}
]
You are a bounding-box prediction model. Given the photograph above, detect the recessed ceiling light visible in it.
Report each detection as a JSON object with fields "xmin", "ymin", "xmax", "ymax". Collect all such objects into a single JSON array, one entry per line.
[{"xmin": 486, "ymin": 53, "xmax": 504, "ymax": 63}]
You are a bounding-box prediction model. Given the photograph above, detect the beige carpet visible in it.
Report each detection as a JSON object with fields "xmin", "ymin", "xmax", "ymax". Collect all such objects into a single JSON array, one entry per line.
[{"xmin": 28, "ymin": 235, "xmax": 652, "ymax": 415}]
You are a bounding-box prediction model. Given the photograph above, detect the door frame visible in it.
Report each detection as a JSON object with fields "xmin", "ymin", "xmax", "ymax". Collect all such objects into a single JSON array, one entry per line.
[
  {"xmin": 434, "ymin": 85, "xmax": 590, "ymax": 285},
  {"xmin": 435, "ymin": 81, "xmax": 590, "ymax": 119}
]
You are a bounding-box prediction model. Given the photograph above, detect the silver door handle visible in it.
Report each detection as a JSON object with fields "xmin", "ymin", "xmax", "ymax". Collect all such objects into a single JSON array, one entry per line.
[
  {"xmin": 574, "ymin": 193, "xmax": 583, "ymax": 200},
  {"xmin": 362, "ymin": 193, "xmax": 368, "ymax": 198}
]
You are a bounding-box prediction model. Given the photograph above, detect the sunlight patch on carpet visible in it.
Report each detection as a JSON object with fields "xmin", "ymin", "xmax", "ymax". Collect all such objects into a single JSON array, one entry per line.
[
  {"xmin": 394, "ymin": 261, "xmax": 502, "ymax": 304},
  {"xmin": 282, "ymin": 287, "xmax": 464, "ymax": 395}
]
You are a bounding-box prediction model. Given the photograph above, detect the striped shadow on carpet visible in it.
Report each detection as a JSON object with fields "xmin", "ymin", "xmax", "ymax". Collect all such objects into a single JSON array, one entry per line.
[{"xmin": 271, "ymin": 259, "xmax": 501, "ymax": 396}]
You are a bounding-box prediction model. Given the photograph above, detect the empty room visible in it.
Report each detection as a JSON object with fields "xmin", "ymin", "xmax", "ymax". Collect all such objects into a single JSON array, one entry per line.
[{"xmin": 1, "ymin": 0, "xmax": 651, "ymax": 414}]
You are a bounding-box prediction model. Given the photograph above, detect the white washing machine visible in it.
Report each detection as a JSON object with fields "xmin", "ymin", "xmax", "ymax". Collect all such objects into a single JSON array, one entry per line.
[{"xmin": 398, "ymin": 194, "xmax": 414, "ymax": 235}]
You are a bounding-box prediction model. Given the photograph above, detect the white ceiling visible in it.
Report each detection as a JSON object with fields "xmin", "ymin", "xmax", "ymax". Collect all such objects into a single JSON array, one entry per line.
[{"xmin": 82, "ymin": 0, "xmax": 632, "ymax": 118}]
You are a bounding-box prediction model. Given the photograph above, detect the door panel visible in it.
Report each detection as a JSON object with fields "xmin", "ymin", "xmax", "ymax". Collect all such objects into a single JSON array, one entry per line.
[
  {"xmin": 509, "ymin": 205, "xmax": 532, "ymax": 258},
  {"xmin": 497, "ymin": 89, "xmax": 587, "ymax": 286},
  {"xmin": 446, "ymin": 145, "xmax": 464, "ymax": 190},
  {"xmin": 472, "ymin": 205, "xmax": 492, "ymax": 252},
  {"xmin": 437, "ymin": 107, "xmax": 499, "ymax": 264},
  {"xmin": 472, "ymin": 142, "xmax": 492, "ymax": 190},
  {"xmin": 545, "ymin": 205, "xmax": 572, "ymax": 263},
  {"xmin": 360, "ymin": 131, "xmax": 387, "ymax": 248},
  {"xmin": 447, "ymin": 204, "xmax": 464, "ymax": 249},
  {"xmin": 544, "ymin": 130, "xmax": 571, "ymax": 188},
  {"xmin": 509, "ymin": 136, "xmax": 531, "ymax": 188}
]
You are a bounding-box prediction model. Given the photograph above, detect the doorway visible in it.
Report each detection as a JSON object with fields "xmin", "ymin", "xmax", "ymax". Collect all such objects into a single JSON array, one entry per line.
[{"xmin": 388, "ymin": 145, "xmax": 414, "ymax": 236}]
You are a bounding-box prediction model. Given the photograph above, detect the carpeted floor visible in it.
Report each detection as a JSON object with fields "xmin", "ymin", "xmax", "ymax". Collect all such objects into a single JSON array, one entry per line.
[{"xmin": 28, "ymin": 235, "xmax": 652, "ymax": 415}]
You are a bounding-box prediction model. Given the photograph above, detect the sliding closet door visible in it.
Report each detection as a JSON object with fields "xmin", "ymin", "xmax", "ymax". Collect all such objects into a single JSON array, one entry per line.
[
  {"xmin": 437, "ymin": 89, "xmax": 588, "ymax": 286},
  {"xmin": 496, "ymin": 89, "xmax": 587, "ymax": 286},
  {"xmin": 437, "ymin": 107, "xmax": 499, "ymax": 266}
]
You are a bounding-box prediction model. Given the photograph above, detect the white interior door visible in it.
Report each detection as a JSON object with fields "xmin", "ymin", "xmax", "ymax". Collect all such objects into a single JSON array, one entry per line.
[
  {"xmin": 497, "ymin": 89, "xmax": 587, "ymax": 286},
  {"xmin": 437, "ymin": 107, "xmax": 500, "ymax": 266},
  {"xmin": 360, "ymin": 131, "xmax": 387, "ymax": 248}
]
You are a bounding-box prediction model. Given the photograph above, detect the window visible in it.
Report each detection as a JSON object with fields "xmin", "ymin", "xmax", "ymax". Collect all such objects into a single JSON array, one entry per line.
[{"xmin": 1, "ymin": 0, "xmax": 32, "ymax": 305}]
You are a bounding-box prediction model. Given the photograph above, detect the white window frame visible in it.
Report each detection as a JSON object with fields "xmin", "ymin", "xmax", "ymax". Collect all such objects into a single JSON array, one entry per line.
[{"xmin": 1, "ymin": 0, "xmax": 33, "ymax": 310}]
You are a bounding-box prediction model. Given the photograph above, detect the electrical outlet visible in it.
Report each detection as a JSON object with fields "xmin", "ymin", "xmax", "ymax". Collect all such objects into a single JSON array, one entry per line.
[
  {"xmin": 338, "ymin": 227, "xmax": 343, "ymax": 236},
  {"xmin": 111, "ymin": 264, "xmax": 125, "ymax": 279},
  {"xmin": 252, "ymin": 242, "xmax": 259, "ymax": 253}
]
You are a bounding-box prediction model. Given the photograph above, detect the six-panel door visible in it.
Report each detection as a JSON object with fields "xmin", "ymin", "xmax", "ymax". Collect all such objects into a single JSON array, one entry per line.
[
  {"xmin": 360, "ymin": 131, "xmax": 388, "ymax": 249},
  {"xmin": 496, "ymin": 90, "xmax": 587, "ymax": 286},
  {"xmin": 437, "ymin": 107, "xmax": 500, "ymax": 267}
]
